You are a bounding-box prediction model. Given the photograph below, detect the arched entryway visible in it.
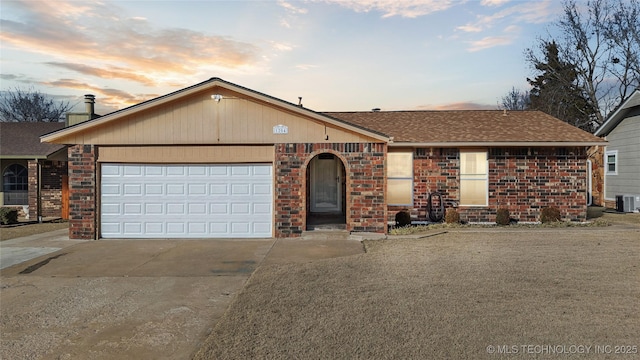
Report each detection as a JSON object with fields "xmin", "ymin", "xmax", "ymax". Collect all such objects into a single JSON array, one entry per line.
[{"xmin": 306, "ymin": 152, "xmax": 346, "ymax": 230}]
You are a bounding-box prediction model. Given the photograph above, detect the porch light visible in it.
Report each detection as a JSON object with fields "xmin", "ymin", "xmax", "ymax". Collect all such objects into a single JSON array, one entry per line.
[{"xmin": 212, "ymin": 94, "xmax": 223, "ymax": 102}]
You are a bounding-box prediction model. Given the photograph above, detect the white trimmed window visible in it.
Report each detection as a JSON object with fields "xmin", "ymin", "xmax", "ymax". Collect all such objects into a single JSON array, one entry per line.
[
  {"xmin": 605, "ymin": 150, "xmax": 618, "ymax": 175},
  {"xmin": 460, "ymin": 150, "xmax": 488, "ymax": 206},
  {"xmin": 387, "ymin": 152, "xmax": 413, "ymax": 205}
]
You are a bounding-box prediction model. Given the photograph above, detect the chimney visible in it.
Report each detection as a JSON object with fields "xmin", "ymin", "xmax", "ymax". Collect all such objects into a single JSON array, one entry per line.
[
  {"xmin": 85, "ymin": 94, "xmax": 95, "ymax": 117},
  {"xmin": 66, "ymin": 94, "xmax": 97, "ymax": 126}
]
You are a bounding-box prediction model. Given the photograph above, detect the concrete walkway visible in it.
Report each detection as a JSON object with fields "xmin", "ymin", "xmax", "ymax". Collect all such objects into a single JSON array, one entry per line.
[{"xmin": 0, "ymin": 229, "xmax": 84, "ymax": 270}]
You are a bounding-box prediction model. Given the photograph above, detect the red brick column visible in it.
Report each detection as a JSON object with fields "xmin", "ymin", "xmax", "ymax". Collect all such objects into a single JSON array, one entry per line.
[
  {"xmin": 27, "ymin": 160, "xmax": 38, "ymax": 220},
  {"xmin": 68, "ymin": 145, "xmax": 97, "ymax": 239}
]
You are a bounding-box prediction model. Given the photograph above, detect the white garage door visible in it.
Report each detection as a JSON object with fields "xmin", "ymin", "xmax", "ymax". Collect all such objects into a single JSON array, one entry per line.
[{"xmin": 100, "ymin": 164, "xmax": 273, "ymax": 238}]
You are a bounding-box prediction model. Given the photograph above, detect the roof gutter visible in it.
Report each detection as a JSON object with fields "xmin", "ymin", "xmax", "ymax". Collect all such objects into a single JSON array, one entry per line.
[
  {"xmin": 388, "ymin": 141, "xmax": 607, "ymax": 148},
  {"xmin": 0, "ymin": 155, "xmax": 51, "ymax": 160}
]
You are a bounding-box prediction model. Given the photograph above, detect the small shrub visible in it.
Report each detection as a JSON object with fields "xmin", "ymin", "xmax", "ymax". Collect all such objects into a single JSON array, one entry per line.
[
  {"xmin": 395, "ymin": 210, "xmax": 412, "ymax": 227},
  {"xmin": 0, "ymin": 208, "xmax": 19, "ymax": 225},
  {"xmin": 540, "ymin": 206, "xmax": 561, "ymax": 223},
  {"xmin": 444, "ymin": 208, "xmax": 460, "ymax": 224},
  {"xmin": 495, "ymin": 208, "xmax": 510, "ymax": 226}
]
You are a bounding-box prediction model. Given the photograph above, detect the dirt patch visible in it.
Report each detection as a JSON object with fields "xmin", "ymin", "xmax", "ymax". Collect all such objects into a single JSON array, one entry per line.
[
  {"xmin": 195, "ymin": 228, "xmax": 640, "ymax": 359},
  {"xmin": 0, "ymin": 221, "xmax": 68, "ymax": 241}
]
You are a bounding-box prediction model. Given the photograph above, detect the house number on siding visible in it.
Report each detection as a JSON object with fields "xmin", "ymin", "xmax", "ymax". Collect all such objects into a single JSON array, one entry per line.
[{"xmin": 273, "ymin": 124, "xmax": 289, "ymax": 134}]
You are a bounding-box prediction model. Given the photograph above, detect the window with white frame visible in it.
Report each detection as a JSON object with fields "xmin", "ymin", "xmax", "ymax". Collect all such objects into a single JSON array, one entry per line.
[
  {"xmin": 387, "ymin": 152, "xmax": 413, "ymax": 205},
  {"xmin": 605, "ymin": 150, "xmax": 618, "ymax": 175},
  {"xmin": 460, "ymin": 150, "xmax": 488, "ymax": 206}
]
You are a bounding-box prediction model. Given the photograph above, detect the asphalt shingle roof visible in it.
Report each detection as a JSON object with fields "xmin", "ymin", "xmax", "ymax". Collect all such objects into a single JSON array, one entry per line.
[
  {"xmin": 324, "ymin": 110, "xmax": 604, "ymax": 144},
  {"xmin": 0, "ymin": 122, "xmax": 66, "ymax": 157}
]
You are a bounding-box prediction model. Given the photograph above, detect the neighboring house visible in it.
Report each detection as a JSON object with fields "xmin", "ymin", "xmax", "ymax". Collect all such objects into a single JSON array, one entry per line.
[
  {"xmin": 594, "ymin": 89, "xmax": 640, "ymax": 212},
  {"xmin": 0, "ymin": 122, "xmax": 68, "ymax": 219},
  {"xmin": 41, "ymin": 78, "xmax": 604, "ymax": 240}
]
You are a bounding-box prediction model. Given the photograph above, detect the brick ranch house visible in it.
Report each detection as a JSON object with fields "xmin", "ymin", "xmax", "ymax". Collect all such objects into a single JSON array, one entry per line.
[
  {"xmin": 0, "ymin": 122, "xmax": 68, "ymax": 220},
  {"xmin": 41, "ymin": 78, "xmax": 604, "ymax": 240}
]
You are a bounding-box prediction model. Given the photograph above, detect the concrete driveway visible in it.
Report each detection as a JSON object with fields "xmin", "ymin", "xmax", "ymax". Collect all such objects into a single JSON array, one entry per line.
[{"xmin": 0, "ymin": 232, "xmax": 363, "ymax": 359}]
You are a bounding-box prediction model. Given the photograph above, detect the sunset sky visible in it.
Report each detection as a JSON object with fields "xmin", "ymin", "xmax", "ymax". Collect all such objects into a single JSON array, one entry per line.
[{"xmin": 1, "ymin": 0, "xmax": 564, "ymax": 115}]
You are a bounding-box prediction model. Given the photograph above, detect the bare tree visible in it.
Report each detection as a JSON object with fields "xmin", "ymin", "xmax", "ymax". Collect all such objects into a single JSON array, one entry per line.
[
  {"xmin": 526, "ymin": 0, "xmax": 640, "ymax": 126},
  {"xmin": 603, "ymin": 0, "xmax": 640, "ymax": 103},
  {"xmin": 499, "ymin": 87, "xmax": 531, "ymax": 110},
  {"xmin": 0, "ymin": 87, "xmax": 72, "ymax": 122}
]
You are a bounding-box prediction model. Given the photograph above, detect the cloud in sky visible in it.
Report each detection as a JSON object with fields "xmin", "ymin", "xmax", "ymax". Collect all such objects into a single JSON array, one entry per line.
[
  {"xmin": 278, "ymin": 0, "xmax": 308, "ymax": 14},
  {"xmin": 454, "ymin": 0, "xmax": 554, "ymax": 51},
  {"xmin": 45, "ymin": 62, "xmax": 158, "ymax": 87},
  {"xmin": 38, "ymin": 78, "xmax": 157, "ymax": 111},
  {"xmin": 0, "ymin": 0, "xmax": 260, "ymax": 106},
  {"xmin": 480, "ymin": 0, "xmax": 511, "ymax": 6},
  {"xmin": 1, "ymin": 0, "xmax": 558, "ymax": 112},
  {"xmin": 467, "ymin": 34, "xmax": 513, "ymax": 52},
  {"xmin": 317, "ymin": 0, "xmax": 459, "ymax": 18},
  {"xmin": 457, "ymin": 0, "xmax": 553, "ymax": 34}
]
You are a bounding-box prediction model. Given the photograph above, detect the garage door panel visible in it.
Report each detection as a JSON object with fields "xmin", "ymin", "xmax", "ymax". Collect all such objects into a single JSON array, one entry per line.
[
  {"xmin": 102, "ymin": 222, "xmax": 121, "ymax": 234},
  {"xmin": 123, "ymin": 203, "xmax": 142, "ymax": 215},
  {"xmin": 144, "ymin": 166, "xmax": 163, "ymax": 176},
  {"xmin": 102, "ymin": 184, "xmax": 121, "ymax": 195},
  {"xmin": 188, "ymin": 183, "xmax": 207, "ymax": 195},
  {"xmin": 123, "ymin": 165, "xmax": 143, "ymax": 176},
  {"xmin": 145, "ymin": 203, "xmax": 163, "ymax": 214},
  {"xmin": 188, "ymin": 166, "xmax": 207, "ymax": 176},
  {"xmin": 253, "ymin": 222, "xmax": 271, "ymax": 233},
  {"xmin": 123, "ymin": 222, "xmax": 143, "ymax": 235},
  {"xmin": 231, "ymin": 166, "xmax": 250, "ymax": 176},
  {"xmin": 145, "ymin": 184, "xmax": 163, "ymax": 195},
  {"xmin": 145, "ymin": 223, "xmax": 163, "ymax": 234},
  {"xmin": 188, "ymin": 203, "xmax": 207, "ymax": 215},
  {"xmin": 253, "ymin": 203, "xmax": 271, "ymax": 215},
  {"xmin": 167, "ymin": 167, "xmax": 186, "ymax": 176},
  {"xmin": 188, "ymin": 222, "xmax": 207, "ymax": 234},
  {"xmin": 166, "ymin": 222, "xmax": 186, "ymax": 234},
  {"xmin": 209, "ymin": 222, "xmax": 228, "ymax": 234},
  {"xmin": 102, "ymin": 203, "xmax": 120, "ymax": 215},
  {"xmin": 167, "ymin": 203, "xmax": 185, "ymax": 215},
  {"xmin": 101, "ymin": 164, "xmax": 272, "ymax": 238},
  {"xmin": 167, "ymin": 184, "xmax": 185, "ymax": 195},
  {"xmin": 123, "ymin": 184, "xmax": 142, "ymax": 195}
]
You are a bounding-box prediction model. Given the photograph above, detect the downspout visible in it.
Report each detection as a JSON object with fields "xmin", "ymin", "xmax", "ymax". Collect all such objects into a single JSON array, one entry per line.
[
  {"xmin": 587, "ymin": 160, "xmax": 592, "ymax": 206},
  {"xmin": 37, "ymin": 159, "xmax": 42, "ymax": 223}
]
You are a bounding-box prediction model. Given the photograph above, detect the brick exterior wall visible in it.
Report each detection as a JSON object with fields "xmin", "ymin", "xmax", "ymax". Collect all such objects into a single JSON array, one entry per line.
[
  {"xmin": 68, "ymin": 145, "xmax": 97, "ymax": 239},
  {"xmin": 27, "ymin": 160, "xmax": 37, "ymax": 219},
  {"xmin": 389, "ymin": 147, "xmax": 588, "ymax": 224},
  {"xmin": 27, "ymin": 160, "xmax": 67, "ymax": 219},
  {"xmin": 274, "ymin": 143, "xmax": 386, "ymax": 237}
]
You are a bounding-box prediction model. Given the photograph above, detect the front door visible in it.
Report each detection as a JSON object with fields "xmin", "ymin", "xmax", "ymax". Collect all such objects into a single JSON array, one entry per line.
[{"xmin": 310, "ymin": 155, "xmax": 341, "ymax": 213}]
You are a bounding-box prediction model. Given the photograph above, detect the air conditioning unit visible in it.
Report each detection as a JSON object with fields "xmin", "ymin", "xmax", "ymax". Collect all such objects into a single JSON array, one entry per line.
[{"xmin": 623, "ymin": 195, "xmax": 640, "ymax": 213}]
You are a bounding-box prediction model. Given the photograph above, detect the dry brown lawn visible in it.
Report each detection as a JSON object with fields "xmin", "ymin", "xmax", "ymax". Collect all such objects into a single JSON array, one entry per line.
[
  {"xmin": 195, "ymin": 227, "xmax": 640, "ymax": 359},
  {"xmin": 600, "ymin": 212, "xmax": 640, "ymax": 225},
  {"xmin": 0, "ymin": 221, "xmax": 68, "ymax": 241}
]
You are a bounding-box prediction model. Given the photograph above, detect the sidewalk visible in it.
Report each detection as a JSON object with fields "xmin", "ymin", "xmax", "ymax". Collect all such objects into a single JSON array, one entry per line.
[{"xmin": 0, "ymin": 229, "xmax": 83, "ymax": 270}]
